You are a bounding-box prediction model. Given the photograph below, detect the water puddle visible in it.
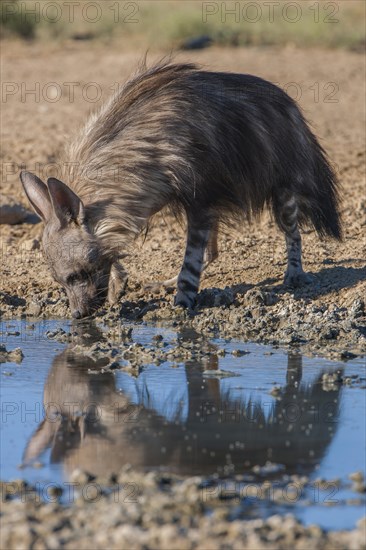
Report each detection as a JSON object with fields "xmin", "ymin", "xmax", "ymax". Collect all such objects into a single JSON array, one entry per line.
[{"xmin": 1, "ymin": 319, "xmax": 365, "ymax": 530}]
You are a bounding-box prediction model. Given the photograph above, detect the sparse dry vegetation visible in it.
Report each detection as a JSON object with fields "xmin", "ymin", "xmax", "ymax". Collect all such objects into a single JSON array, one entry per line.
[{"xmin": 1, "ymin": 0, "xmax": 365, "ymax": 51}]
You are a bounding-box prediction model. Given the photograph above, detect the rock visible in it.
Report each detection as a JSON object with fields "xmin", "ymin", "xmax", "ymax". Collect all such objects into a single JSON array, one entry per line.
[
  {"xmin": 252, "ymin": 462, "xmax": 285, "ymax": 475},
  {"xmin": 69, "ymin": 468, "xmax": 94, "ymax": 485},
  {"xmin": 352, "ymin": 482, "xmax": 366, "ymax": 493},
  {"xmin": 181, "ymin": 35, "xmax": 213, "ymax": 50},
  {"xmin": 198, "ymin": 288, "xmax": 235, "ymax": 308},
  {"xmin": 244, "ymin": 289, "xmax": 278, "ymax": 308},
  {"xmin": 27, "ymin": 301, "xmax": 42, "ymax": 316},
  {"xmin": 269, "ymin": 385, "xmax": 282, "ymax": 397},
  {"xmin": 203, "ymin": 369, "xmax": 239, "ymax": 378},
  {"xmin": 22, "ymin": 238, "xmax": 40, "ymax": 251},
  {"xmin": 339, "ymin": 350, "xmax": 358, "ymax": 360},
  {"xmin": 350, "ymin": 298, "xmax": 365, "ymax": 318},
  {"xmin": 0, "ymin": 345, "xmax": 24, "ymax": 363},
  {"xmin": 321, "ymin": 371, "xmax": 343, "ymax": 390},
  {"xmin": 320, "ymin": 326, "xmax": 340, "ymax": 340},
  {"xmin": 231, "ymin": 349, "xmax": 250, "ymax": 357},
  {"xmin": 349, "ymin": 471, "xmax": 364, "ymax": 483}
]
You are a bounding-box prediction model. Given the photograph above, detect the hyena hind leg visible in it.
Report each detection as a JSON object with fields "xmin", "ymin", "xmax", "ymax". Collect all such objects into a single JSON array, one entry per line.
[
  {"xmin": 108, "ymin": 261, "xmax": 128, "ymax": 305},
  {"xmin": 174, "ymin": 219, "xmax": 212, "ymax": 309},
  {"xmin": 204, "ymin": 221, "xmax": 219, "ymax": 265},
  {"xmin": 276, "ymin": 195, "xmax": 313, "ymax": 287}
]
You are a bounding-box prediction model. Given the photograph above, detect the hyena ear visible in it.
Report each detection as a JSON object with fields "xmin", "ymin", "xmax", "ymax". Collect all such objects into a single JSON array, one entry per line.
[
  {"xmin": 19, "ymin": 171, "xmax": 52, "ymax": 222},
  {"xmin": 47, "ymin": 177, "xmax": 85, "ymax": 225},
  {"xmin": 22, "ymin": 419, "xmax": 55, "ymax": 465}
]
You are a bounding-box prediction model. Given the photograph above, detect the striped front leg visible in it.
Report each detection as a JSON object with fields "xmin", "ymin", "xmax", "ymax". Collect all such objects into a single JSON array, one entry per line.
[{"xmin": 175, "ymin": 221, "xmax": 211, "ymax": 309}]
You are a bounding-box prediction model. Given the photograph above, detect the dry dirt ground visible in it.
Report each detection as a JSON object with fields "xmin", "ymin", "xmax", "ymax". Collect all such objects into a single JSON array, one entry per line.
[{"xmin": 1, "ymin": 41, "xmax": 365, "ymax": 356}]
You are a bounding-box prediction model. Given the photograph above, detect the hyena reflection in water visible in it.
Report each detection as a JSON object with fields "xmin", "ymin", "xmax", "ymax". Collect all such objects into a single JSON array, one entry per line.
[
  {"xmin": 23, "ymin": 329, "xmax": 342, "ymax": 478},
  {"xmin": 20, "ymin": 62, "xmax": 342, "ymax": 318}
]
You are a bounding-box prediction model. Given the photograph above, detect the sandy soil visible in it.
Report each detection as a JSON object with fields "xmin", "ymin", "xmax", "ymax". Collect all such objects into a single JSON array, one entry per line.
[{"xmin": 1, "ymin": 42, "xmax": 365, "ymax": 350}]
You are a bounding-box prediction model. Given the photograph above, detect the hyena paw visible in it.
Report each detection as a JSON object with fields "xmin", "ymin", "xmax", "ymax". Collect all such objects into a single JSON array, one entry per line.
[
  {"xmin": 145, "ymin": 275, "xmax": 178, "ymax": 294},
  {"xmin": 108, "ymin": 277, "xmax": 128, "ymax": 305},
  {"xmin": 284, "ymin": 271, "xmax": 314, "ymax": 287},
  {"xmin": 108, "ymin": 262, "xmax": 128, "ymax": 305},
  {"xmin": 144, "ymin": 281, "xmax": 162, "ymax": 294},
  {"xmin": 174, "ymin": 291, "xmax": 196, "ymax": 311}
]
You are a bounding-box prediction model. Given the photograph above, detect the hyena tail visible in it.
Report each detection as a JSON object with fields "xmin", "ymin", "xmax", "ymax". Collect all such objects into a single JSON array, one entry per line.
[{"xmin": 298, "ymin": 136, "xmax": 342, "ymax": 241}]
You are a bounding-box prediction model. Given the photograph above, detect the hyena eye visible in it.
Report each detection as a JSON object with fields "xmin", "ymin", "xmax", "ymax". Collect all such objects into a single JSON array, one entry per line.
[
  {"xmin": 66, "ymin": 269, "xmax": 90, "ymax": 286},
  {"xmin": 66, "ymin": 273, "xmax": 78, "ymax": 286},
  {"xmin": 79, "ymin": 269, "xmax": 89, "ymax": 281}
]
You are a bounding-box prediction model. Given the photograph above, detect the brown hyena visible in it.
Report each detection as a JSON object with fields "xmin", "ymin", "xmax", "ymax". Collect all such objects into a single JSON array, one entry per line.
[{"xmin": 20, "ymin": 62, "xmax": 341, "ymax": 318}]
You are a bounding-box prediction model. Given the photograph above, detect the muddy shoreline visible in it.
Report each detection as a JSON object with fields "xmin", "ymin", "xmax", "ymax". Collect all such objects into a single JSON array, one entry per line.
[
  {"xmin": 1, "ymin": 44, "xmax": 365, "ymax": 362},
  {"xmin": 1, "ymin": 472, "xmax": 366, "ymax": 550},
  {"xmin": 1, "ymin": 287, "xmax": 365, "ymax": 360}
]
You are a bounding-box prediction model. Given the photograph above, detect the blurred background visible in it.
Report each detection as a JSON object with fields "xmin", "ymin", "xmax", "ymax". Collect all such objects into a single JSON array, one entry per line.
[{"xmin": 1, "ymin": 0, "xmax": 365, "ymax": 51}]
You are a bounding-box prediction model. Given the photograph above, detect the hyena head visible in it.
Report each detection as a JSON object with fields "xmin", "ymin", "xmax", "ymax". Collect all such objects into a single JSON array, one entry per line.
[{"xmin": 20, "ymin": 171, "xmax": 113, "ymax": 318}]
